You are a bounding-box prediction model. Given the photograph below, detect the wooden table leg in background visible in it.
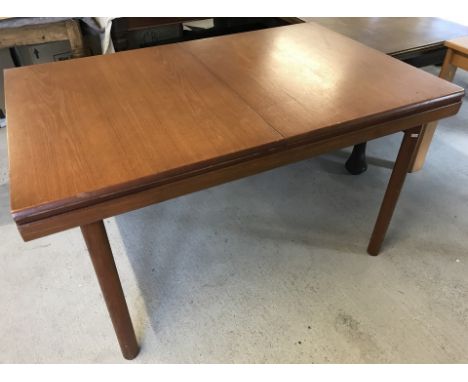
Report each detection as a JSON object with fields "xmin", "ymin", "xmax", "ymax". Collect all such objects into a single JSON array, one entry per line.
[
  {"xmin": 81, "ymin": 221, "xmax": 139, "ymax": 360},
  {"xmin": 367, "ymin": 126, "xmax": 422, "ymax": 255},
  {"xmin": 409, "ymin": 49, "xmax": 458, "ymax": 172}
]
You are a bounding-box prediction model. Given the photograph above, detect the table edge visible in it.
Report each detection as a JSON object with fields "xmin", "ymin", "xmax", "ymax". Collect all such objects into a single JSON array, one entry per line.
[
  {"xmin": 11, "ymin": 90, "xmax": 464, "ymax": 229},
  {"xmin": 15, "ymin": 100, "xmax": 462, "ymax": 241}
]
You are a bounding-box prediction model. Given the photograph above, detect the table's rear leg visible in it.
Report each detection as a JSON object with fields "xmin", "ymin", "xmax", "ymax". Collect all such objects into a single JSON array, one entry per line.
[
  {"xmin": 345, "ymin": 142, "xmax": 368, "ymax": 175},
  {"xmin": 367, "ymin": 126, "xmax": 422, "ymax": 255},
  {"xmin": 81, "ymin": 220, "xmax": 139, "ymax": 360}
]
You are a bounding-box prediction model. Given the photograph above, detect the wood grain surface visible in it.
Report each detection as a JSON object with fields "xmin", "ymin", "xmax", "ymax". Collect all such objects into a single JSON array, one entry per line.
[
  {"xmin": 184, "ymin": 23, "xmax": 463, "ymax": 140},
  {"xmin": 5, "ymin": 44, "xmax": 283, "ymax": 219},
  {"xmin": 302, "ymin": 18, "xmax": 468, "ymax": 56},
  {"xmin": 5, "ymin": 22, "xmax": 464, "ymax": 228},
  {"xmin": 16, "ymin": 101, "xmax": 461, "ymax": 241}
]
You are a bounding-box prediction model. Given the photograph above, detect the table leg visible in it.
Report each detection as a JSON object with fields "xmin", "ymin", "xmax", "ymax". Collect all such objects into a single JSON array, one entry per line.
[
  {"xmin": 81, "ymin": 220, "xmax": 139, "ymax": 360},
  {"xmin": 367, "ymin": 126, "xmax": 422, "ymax": 256},
  {"xmin": 345, "ymin": 142, "xmax": 368, "ymax": 175}
]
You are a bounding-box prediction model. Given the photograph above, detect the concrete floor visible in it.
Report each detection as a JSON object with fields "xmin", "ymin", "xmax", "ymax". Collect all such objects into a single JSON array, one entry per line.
[{"xmin": 0, "ymin": 66, "xmax": 467, "ymax": 363}]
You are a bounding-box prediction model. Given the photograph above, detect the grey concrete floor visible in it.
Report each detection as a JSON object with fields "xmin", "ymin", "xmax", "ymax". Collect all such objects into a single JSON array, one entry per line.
[{"xmin": 0, "ymin": 66, "xmax": 467, "ymax": 363}]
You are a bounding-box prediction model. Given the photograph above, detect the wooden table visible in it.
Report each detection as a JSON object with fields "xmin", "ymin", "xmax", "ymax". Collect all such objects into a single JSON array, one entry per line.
[
  {"xmin": 5, "ymin": 23, "xmax": 464, "ymax": 359},
  {"xmin": 303, "ymin": 17, "xmax": 468, "ymax": 174}
]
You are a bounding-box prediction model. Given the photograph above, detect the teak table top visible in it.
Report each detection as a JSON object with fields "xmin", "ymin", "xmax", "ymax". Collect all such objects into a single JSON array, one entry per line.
[{"xmin": 5, "ymin": 22, "xmax": 463, "ymax": 228}]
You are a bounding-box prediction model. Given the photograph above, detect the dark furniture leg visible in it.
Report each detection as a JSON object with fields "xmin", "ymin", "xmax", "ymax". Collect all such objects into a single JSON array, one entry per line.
[
  {"xmin": 345, "ymin": 142, "xmax": 368, "ymax": 175},
  {"xmin": 81, "ymin": 221, "xmax": 139, "ymax": 360},
  {"xmin": 9, "ymin": 47, "xmax": 21, "ymax": 67},
  {"xmin": 367, "ymin": 127, "xmax": 422, "ymax": 255}
]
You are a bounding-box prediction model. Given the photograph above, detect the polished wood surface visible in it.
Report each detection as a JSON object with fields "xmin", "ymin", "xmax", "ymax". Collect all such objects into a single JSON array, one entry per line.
[
  {"xmin": 302, "ymin": 18, "xmax": 468, "ymax": 57},
  {"xmin": 6, "ymin": 44, "xmax": 282, "ymax": 221},
  {"xmin": 5, "ymin": 23, "xmax": 463, "ymax": 227},
  {"xmin": 184, "ymin": 23, "xmax": 462, "ymax": 139},
  {"xmin": 81, "ymin": 221, "xmax": 139, "ymax": 360},
  {"xmin": 16, "ymin": 101, "xmax": 460, "ymax": 241}
]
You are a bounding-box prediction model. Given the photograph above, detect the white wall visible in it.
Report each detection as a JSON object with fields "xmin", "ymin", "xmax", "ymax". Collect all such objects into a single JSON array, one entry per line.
[{"xmin": 442, "ymin": 16, "xmax": 468, "ymax": 27}]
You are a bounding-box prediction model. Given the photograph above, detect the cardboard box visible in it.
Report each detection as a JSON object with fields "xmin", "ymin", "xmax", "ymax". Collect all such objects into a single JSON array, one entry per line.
[{"xmin": 14, "ymin": 40, "xmax": 72, "ymax": 66}]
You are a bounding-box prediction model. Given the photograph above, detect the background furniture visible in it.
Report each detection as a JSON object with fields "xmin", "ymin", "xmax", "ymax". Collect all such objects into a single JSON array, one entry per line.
[
  {"xmin": 411, "ymin": 36, "xmax": 468, "ymax": 171},
  {"xmin": 110, "ymin": 17, "xmax": 296, "ymax": 51},
  {"xmin": 302, "ymin": 17, "xmax": 468, "ymax": 174},
  {"xmin": 0, "ymin": 18, "xmax": 87, "ymax": 65}
]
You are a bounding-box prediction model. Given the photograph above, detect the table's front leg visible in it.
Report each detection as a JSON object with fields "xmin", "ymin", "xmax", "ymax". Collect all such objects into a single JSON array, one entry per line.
[
  {"xmin": 81, "ymin": 221, "xmax": 139, "ymax": 360},
  {"xmin": 345, "ymin": 142, "xmax": 368, "ymax": 175},
  {"xmin": 367, "ymin": 126, "xmax": 422, "ymax": 255}
]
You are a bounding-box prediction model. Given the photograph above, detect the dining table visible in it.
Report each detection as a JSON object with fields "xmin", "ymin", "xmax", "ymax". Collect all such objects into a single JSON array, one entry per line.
[{"xmin": 4, "ymin": 22, "xmax": 464, "ymax": 359}]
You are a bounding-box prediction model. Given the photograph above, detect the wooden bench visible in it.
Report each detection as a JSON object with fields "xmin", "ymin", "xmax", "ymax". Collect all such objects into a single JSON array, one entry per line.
[{"xmin": 411, "ymin": 36, "xmax": 468, "ymax": 171}]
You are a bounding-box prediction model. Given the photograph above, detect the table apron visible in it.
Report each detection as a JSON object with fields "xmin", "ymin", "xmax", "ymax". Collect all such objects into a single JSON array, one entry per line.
[{"xmin": 16, "ymin": 101, "xmax": 461, "ymax": 241}]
